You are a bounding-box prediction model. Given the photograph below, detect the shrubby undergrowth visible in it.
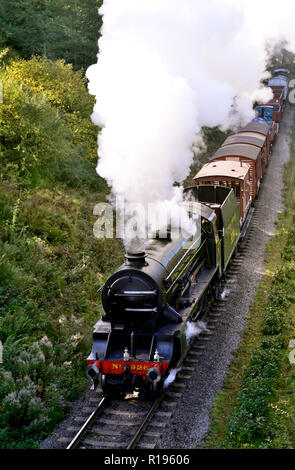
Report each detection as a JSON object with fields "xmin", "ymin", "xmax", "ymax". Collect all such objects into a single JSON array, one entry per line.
[
  {"xmin": 0, "ymin": 53, "xmax": 123, "ymax": 448},
  {"xmin": 205, "ymin": 123, "xmax": 295, "ymax": 449}
]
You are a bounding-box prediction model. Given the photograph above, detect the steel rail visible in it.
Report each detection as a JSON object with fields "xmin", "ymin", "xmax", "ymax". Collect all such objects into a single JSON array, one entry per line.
[
  {"xmin": 66, "ymin": 395, "xmax": 109, "ymax": 449},
  {"xmin": 126, "ymin": 394, "xmax": 164, "ymax": 449}
]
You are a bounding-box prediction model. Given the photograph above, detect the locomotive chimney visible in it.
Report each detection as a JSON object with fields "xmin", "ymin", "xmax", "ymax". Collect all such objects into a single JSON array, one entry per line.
[{"xmin": 125, "ymin": 251, "xmax": 147, "ymax": 267}]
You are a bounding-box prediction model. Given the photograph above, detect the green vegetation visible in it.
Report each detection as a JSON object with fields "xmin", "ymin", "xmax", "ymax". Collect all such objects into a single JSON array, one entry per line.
[
  {"xmin": 184, "ymin": 126, "xmax": 230, "ymax": 187},
  {"xmin": 266, "ymin": 42, "xmax": 295, "ymax": 79},
  {"xmin": 204, "ymin": 118, "xmax": 295, "ymax": 449},
  {"xmin": 0, "ymin": 54, "xmax": 123, "ymax": 448},
  {"xmin": 1, "ymin": 2, "xmax": 293, "ymax": 449},
  {"xmin": 0, "ymin": 0, "xmax": 103, "ymax": 70}
]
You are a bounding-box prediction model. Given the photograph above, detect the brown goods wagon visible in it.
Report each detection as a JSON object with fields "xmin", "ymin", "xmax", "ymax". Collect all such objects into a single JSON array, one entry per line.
[
  {"xmin": 210, "ymin": 143, "xmax": 263, "ymax": 198},
  {"xmin": 237, "ymin": 121, "xmax": 271, "ymax": 157},
  {"xmin": 267, "ymin": 98, "xmax": 283, "ymax": 122},
  {"xmin": 221, "ymin": 131, "xmax": 269, "ymax": 166},
  {"xmin": 193, "ymin": 161, "xmax": 251, "ymax": 226},
  {"xmin": 271, "ymin": 86, "xmax": 284, "ymax": 103}
]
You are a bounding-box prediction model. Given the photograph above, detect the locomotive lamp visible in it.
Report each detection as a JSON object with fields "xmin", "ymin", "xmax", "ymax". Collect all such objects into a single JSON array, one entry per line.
[
  {"xmin": 123, "ymin": 347, "xmax": 130, "ymax": 361},
  {"xmin": 153, "ymin": 349, "xmax": 160, "ymax": 362}
]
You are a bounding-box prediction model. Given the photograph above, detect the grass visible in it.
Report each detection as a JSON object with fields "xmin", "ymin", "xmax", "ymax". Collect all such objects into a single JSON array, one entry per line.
[
  {"xmin": 0, "ymin": 173, "xmax": 124, "ymax": 448},
  {"xmin": 204, "ymin": 111, "xmax": 295, "ymax": 449}
]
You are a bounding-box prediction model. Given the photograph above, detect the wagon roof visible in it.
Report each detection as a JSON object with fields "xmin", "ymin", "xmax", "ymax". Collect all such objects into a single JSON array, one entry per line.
[
  {"xmin": 274, "ymin": 68, "xmax": 290, "ymax": 74},
  {"xmin": 211, "ymin": 143, "xmax": 261, "ymax": 161},
  {"xmin": 257, "ymin": 104, "xmax": 274, "ymax": 108},
  {"xmin": 268, "ymin": 76, "xmax": 288, "ymax": 87},
  {"xmin": 237, "ymin": 122, "xmax": 269, "ymax": 136},
  {"xmin": 266, "ymin": 99, "xmax": 281, "ymax": 105},
  {"xmin": 237, "ymin": 131, "xmax": 265, "ymax": 140},
  {"xmin": 194, "ymin": 161, "xmax": 250, "ymax": 181},
  {"xmin": 222, "ymin": 133, "xmax": 265, "ymax": 148}
]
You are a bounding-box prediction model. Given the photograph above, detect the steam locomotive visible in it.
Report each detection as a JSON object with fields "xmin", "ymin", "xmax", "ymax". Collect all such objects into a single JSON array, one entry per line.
[
  {"xmin": 86, "ymin": 70, "xmax": 289, "ymax": 397},
  {"xmin": 86, "ymin": 186, "xmax": 240, "ymax": 396}
]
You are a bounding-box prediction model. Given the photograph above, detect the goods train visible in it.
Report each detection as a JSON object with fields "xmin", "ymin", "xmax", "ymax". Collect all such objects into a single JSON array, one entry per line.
[{"xmin": 86, "ymin": 70, "xmax": 289, "ymax": 397}]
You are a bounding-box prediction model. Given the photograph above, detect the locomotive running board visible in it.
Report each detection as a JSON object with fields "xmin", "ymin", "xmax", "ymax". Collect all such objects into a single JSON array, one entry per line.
[
  {"xmin": 180, "ymin": 266, "xmax": 219, "ymax": 323},
  {"xmin": 239, "ymin": 207, "xmax": 255, "ymax": 247}
]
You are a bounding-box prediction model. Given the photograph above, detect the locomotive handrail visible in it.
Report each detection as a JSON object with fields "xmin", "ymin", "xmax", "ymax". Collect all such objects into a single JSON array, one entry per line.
[
  {"xmin": 125, "ymin": 307, "xmax": 158, "ymax": 312},
  {"xmin": 123, "ymin": 290, "xmax": 157, "ymax": 295},
  {"xmin": 164, "ymin": 238, "xmax": 207, "ymax": 290},
  {"xmin": 114, "ymin": 290, "xmax": 157, "ymax": 296}
]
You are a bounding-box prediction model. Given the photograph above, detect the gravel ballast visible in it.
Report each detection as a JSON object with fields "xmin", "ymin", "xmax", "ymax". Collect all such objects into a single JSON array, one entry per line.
[{"xmin": 158, "ymin": 105, "xmax": 295, "ymax": 449}]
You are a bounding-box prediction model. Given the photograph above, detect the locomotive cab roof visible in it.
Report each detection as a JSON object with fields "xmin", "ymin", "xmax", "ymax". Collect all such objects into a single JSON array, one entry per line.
[{"xmin": 274, "ymin": 68, "xmax": 290, "ymax": 75}]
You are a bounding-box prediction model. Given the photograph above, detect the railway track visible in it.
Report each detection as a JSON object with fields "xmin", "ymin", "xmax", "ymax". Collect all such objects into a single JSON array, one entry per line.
[
  {"xmin": 61, "ymin": 299, "xmax": 244, "ymax": 449},
  {"xmin": 60, "ymin": 201, "xmax": 261, "ymax": 450},
  {"xmin": 65, "ymin": 392, "xmax": 167, "ymax": 450},
  {"xmin": 62, "ymin": 301, "xmax": 231, "ymax": 450}
]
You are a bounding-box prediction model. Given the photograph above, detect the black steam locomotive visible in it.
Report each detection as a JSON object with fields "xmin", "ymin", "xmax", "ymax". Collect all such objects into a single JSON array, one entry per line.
[{"xmin": 86, "ymin": 185, "xmax": 240, "ymax": 396}]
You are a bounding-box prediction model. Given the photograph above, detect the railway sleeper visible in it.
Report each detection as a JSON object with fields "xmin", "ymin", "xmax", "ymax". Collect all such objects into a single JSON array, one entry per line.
[{"xmin": 82, "ymin": 438, "xmax": 125, "ymax": 449}]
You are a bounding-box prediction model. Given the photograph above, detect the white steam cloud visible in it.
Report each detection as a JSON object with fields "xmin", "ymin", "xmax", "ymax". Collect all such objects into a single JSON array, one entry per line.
[
  {"xmin": 185, "ymin": 321, "xmax": 209, "ymax": 343},
  {"xmin": 163, "ymin": 367, "xmax": 181, "ymax": 389},
  {"xmin": 220, "ymin": 286, "xmax": 231, "ymax": 300},
  {"xmin": 240, "ymin": 1, "xmax": 295, "ymax": 53},
  {"xmin": 87, "ymin": 0, "xmax": 295, "ymax": 248}
]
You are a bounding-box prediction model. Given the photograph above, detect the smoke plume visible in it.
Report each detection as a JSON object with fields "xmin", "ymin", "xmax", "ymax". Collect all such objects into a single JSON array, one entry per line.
[
  {"xmin": 185, "ymin": 321, "xmax": 209, "ymax": 343},
  {"xmin": 87, "ymin": 0, "xmax": 295, "ymax": 249},
  {"xmin": 163, "ymin": 367, "xmax": 182, "ymax": 389}
]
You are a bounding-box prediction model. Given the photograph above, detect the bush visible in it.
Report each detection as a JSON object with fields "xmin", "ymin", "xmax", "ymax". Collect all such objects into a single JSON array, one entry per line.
[
  {"xmin": 0, "ymin": 60, "xmax": 104, "ymax": 190},
  {"xmin": 224, "ymin": 221, "xmax": 295, "ymax": 447},
  {"xmin": 0, "ymin": 53, "xmax": 122, "ymax": 448},
  {"xmin": 7, "ymin": 56, "xmax": 98, "ymax": 161}
]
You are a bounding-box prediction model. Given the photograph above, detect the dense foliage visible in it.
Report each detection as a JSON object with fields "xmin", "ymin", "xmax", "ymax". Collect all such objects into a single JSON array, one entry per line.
[
  {"xmin": 1, "ymin": 0, "xmax": 294, "ymax": 449},
  {"xmin": 0, "ymin": 0, "xmax": 103, "ymax": 70},
  {"xmin": 0, "ymin": 54, "xmax": 123, "ymax": 448}
]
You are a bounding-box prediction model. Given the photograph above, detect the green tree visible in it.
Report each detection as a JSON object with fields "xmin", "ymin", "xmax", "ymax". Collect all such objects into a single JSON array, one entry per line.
[
  {"xmin": 0, "ymin": 58, "xmax": 102, "ymax": 189},
  {"xmin": 0, "ymin": 0, "xmax": 103, "ymax": 69},
  {"xmin": 0, "ymin": 69, "xmax": 73, "ymax": 179},
  {"xmin": 6, "ymin": 56, "xmax": 99, "ymax": 163}
]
